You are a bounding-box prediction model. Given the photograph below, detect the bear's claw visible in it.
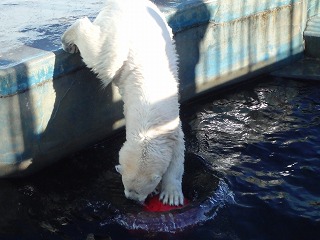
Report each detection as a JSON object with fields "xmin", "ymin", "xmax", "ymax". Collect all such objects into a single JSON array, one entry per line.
[{"xmin": 159, "ymin": 187, "xmax": 184, "ymax": 206}]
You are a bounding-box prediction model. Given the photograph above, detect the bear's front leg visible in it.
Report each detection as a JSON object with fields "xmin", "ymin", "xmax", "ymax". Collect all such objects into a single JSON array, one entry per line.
[
  {"xmin": 61, "ymin": 19, "xmax": 82, "ymax": 54},
  {"xmin": 62, "ymin": 42, "xmax": 79, "ymax": 54},
  {"xmin": 160, "ymin": 178, "xmax": 184, "ymax": 206},
  {"xmin": 61, "ymin": 17, "xmax": 104, "ymax": 74},
  {"xmin": 160, "ymin": 127, "xmax": 185, "ymax": 206},
  {"xmin": 61, "ymin": 17, "xmax": 93, "ymax": 54}
]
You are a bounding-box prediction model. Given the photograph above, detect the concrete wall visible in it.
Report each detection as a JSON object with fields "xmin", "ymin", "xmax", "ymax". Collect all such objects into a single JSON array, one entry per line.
[{"xmin": 0, "ymin": 0, "xmax": 308, "ymax": 176}]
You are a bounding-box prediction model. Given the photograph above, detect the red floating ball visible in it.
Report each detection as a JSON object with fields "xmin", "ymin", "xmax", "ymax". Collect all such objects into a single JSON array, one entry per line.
[{"xmin": 144, "ymin": 194, "xmax": 189, "ymax": 212}]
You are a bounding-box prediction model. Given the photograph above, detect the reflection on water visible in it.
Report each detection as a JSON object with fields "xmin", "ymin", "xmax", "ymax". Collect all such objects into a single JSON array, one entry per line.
[
  {"xmin": 183, "ymin": 77, "xmax": 320, "ymax": 238},
  {"xmin": 0, "ymin": 77, "xmax": 320, "ymax": 239}
]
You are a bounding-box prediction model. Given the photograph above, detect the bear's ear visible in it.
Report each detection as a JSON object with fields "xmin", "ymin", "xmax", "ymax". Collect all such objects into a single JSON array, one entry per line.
[
  {"xmin": 151, "ymin": 174, "xmax": 161, "ymax": 182},
  {"xmin": 115, "ymin": 165, "xmax": 123, "ymax": 175}
]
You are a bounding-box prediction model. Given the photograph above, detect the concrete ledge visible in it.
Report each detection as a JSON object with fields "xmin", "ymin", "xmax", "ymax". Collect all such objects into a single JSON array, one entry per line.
[
  {"xmin": 304, "ymin": 15, "xmax": 320, "ymax": 58},
  {"xmin": 272, "ymin": 58, "xmax": 320, "ymax": 80}
]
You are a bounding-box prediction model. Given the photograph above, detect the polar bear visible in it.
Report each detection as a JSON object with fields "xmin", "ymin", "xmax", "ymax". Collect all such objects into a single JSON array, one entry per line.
[{"xmin": 61, "ymin": 0, "xmax": 185, "ymax": 206}]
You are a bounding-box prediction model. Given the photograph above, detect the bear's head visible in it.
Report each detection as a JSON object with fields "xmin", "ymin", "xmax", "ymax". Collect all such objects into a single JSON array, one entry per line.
[{"xmin": 116, "ymin": 140, "xmax": 171, "ymax": 204}]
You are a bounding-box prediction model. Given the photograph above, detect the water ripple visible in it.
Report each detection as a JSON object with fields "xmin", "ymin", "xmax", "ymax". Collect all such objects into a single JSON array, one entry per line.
[{"xmin": 185, "ymin": 78, "xmax": 320, "ymax": 230}]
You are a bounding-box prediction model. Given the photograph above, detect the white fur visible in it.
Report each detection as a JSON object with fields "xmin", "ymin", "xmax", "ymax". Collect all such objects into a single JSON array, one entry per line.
[{"xmin": 61, "ymin": 0, "xmax": 185, "ymax": 206}]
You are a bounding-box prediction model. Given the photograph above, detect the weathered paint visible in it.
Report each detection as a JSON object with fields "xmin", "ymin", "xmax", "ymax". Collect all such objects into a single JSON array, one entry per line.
[
  {"xmin": 307, "ymin": 0, "xmax": 320, "ymax": 18},
  {"xmin": 176, "ymin": 1, "xmax": 305, "ymax": 101},
  {"xmin": 0, "ymin": 0, "xmax": 312, "ymax": 176},
  {"xmin": 164, "ymin": 0, "xmax": 303, "ymax": 32},
  {"xmin": 0, "ymin": 50, "xmax": 85, "ymax": 97}
]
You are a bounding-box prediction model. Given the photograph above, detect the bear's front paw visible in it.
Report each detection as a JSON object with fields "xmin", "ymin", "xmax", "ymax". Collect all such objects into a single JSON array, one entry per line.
[
  {"xmin": 159, "ymin": 185, "xmax": 184, "ymax": 206},
  {"xmin": 61, "ymin": 18, "xmax": 85, "ymax": 54},
  {"xmin": 62, "ymin": 43, "xmax": 79, "ymax": 54}
]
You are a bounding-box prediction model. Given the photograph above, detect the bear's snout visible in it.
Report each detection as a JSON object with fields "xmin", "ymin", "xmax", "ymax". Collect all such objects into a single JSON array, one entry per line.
[{"xmin": 124, "ymin": 189, "xmax": 147, "ymax": 205}]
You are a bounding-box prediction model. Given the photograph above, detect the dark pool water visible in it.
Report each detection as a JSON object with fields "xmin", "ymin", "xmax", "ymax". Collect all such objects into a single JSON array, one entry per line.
[{"xmin": 1, "ymin": 77, "xmax": 320, "ymax": 239}]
